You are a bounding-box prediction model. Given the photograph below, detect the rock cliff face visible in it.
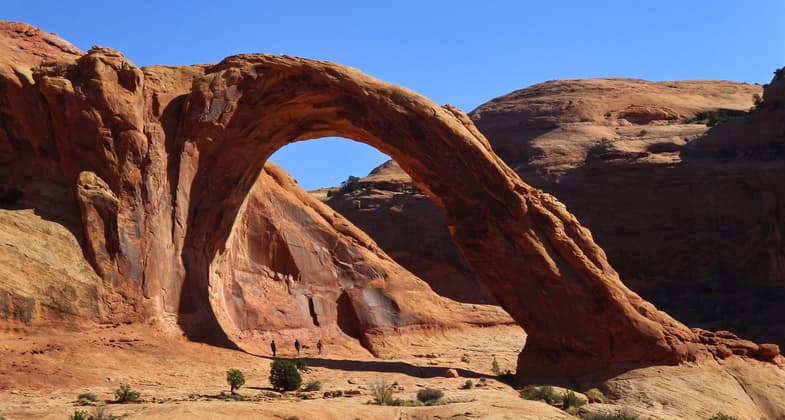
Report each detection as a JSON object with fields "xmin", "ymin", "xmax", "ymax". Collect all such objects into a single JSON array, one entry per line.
[
  {"xmin": 470, "ymin": 77, "xmax": 785, "ymax": 347},
  {"xmin": 0, "ymin": 21, "xmax": 778, "ymax": 378}
]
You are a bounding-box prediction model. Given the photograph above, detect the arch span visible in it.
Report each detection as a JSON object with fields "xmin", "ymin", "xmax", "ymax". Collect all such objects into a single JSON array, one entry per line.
[
  {"xmin": 173, "ymin": 55, "xmax": 700, "ymax": 377},
  {"xmin": 7, "ymin": 45, "xmax": 777, "ymax": 380}
]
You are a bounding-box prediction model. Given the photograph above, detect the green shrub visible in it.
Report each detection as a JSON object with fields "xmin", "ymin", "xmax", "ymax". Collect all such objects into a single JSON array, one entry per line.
[
  {"xmin": 340, "ymin": 176, "xmax": 362, "ymax": 193},
  {"xmin": 69, "ymin": 409, "xmax": 89, "ymax": 420},
  {"xmin": 461, "ymin": 379, "xmax": 473, "ymax": 389},
  {"xmin": 416, "ymin": 387, "xmax": 444, "ymax": 403},
  {"xmin": 582, "ymin": 409, "xmax": 638, "ymax": 420},
  {"xmin": 303, "ymin": 380, "xmax": 322, "ymax": 391},
  {"xmin": 370, "ymin": 378, "xmax": 395, "ymax": 405},
  {"xmin": 226, "ymin": 368, "xmax": 245, "ymax": 393},
  {"xmin": 491, "ymin": 357, "xmax": 500, "ymax": 375},
  {"xmin": 114, "ymin": 384, "xmax": 139, "ymax": 403},
  {"xmin": 637, "ymin": 129, "xmax": 648, "ymax": 137},
  {"xmin": 562, "ymin": 390, "xmax": 584, "ymax": 410},
  {"xmin": 269, "ymin": 360, "xmax": 302, "ymax": 391},
  {"xmin": 519, "ymin": 385, "xmax": 558, "ymax": 404},
  {"xmin": 77, "ymin": 392, "xmax": 99, "ymax": 405},
  {"xmin": 708, "ymin": 414, "xmax": 739, "ymax": 420}
]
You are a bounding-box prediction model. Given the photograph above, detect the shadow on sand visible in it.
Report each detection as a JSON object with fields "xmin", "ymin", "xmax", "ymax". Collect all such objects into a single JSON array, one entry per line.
[{"xmin": 245, "ymin": 353, "xmax": 494, "ymax": 380}]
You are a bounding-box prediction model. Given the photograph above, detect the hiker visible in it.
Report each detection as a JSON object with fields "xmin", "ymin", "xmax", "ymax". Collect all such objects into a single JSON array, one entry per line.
[
  {"xmin": 294, "ymin": 339, "xmax": 301, "ymax": 356},
  {"xmin": 317, "ymin": 339, "xmax": 323, "ymax": 355},
  {"xmin": 271, "ymin": 340, "xmax": 277, "ymax": 358}
]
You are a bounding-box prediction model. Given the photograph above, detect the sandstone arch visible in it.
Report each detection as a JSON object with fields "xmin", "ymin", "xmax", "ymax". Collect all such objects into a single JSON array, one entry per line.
[
  {"xmin": 173, "ymin": 55, "xmax": 702, "ymax": 377},
  {"xmin": 0, "ymin": 37, "xmax": 777, "ymax": 379}
]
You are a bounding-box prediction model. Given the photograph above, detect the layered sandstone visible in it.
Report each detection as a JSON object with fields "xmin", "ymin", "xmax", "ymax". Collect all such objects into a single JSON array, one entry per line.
[
  {"xmin": 470, "ymin": 76, "xmax": 785, "ymax": 348},
  {"xmin": 0, "ymin": 21, "xmax": 778, "ymax": 379}
]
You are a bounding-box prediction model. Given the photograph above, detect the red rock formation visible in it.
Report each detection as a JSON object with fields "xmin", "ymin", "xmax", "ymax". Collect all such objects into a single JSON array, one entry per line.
[
  {"xmin": 0, "ymin": 22, "xmax": 778, "ymax": 378},
  {"xmin": 320, "ymin": 161, "xmax": 497, "ymax": 305},
  {"xmin": 471, "ymin": 76, "xmax": 785, "ymax": 348}
]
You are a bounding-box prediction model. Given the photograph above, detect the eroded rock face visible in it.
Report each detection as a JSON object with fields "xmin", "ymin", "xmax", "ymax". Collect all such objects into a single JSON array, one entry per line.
[
  {"xmin": 213, "ymin": 163, "xmax": 511, "ymax": 352},
  {"xmin": 0, "ymin": 21, "xmax": 778, "ymax": 378},
  {"xmin": 470, "ymin": 76, "xmax": 785, "ymax": 348}
]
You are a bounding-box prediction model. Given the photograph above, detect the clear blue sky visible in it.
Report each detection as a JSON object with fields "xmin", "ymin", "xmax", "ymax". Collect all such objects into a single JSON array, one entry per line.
[{"xmin": 5, "ymin": 1, "xmax": 784, "ymax": 189}]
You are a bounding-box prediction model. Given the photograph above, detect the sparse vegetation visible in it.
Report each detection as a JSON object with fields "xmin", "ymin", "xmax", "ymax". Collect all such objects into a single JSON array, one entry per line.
[
  {"xmin": 303, "ymin": 380, "xmax": 322, "ymax": 391},
  {"xmin": 69, "ymin": 409, "xmax": 89, "ymax": 420},
  {"xmin": 340, "ymin": 175, "xmax": 362, "ymax": 193},
  {"xmin": 582, "ymin": 410, "xmax": 638, "ymax": 420},
  {"xmin": 562, "ymin": 390, "xmax": 585, "ymax": 410},
  {"xmin": 460, "ymin": 354, "xmax": 470, "ymax": 363},
  {"xmin": 708, "ymin": 414, "xmax": 739, "ymax": 420},
  {"xmin": 585, "ymin": 388, "xmax": 611, "ymax": 404},
  {"xmin": 76, "ymin": 392, "xmax": 99, "ymax": 405},
  {"xmin": 226, "ymin": 368, "xmax": 245, "ymax": 394},
  {"xmin": 269, "ymin": 360, "xmax": 302, "ymax": 391},
  {"xmin": 491, "ymin": 357, "xmax": 501, "ymax": 375},
  {"xmin": 416, "ymin": 387, "xmax": 444, "ymax": 403},
  {"xmin": 691, "ymin": 109, "xmax": 747, "ymax": 127},
  {"xmin": 370, "ymin": 378, "xmax": 395, "ymax": 405},
  {"xmin": 461, "ymin": 379, "xmax": 474, "ymax": 389},
  {"xmin": 519, "ymin": 385, "xmax": 558, "ymax": 404},
  {"xmin": 637, "ymin": 129, "xmax": 648, "ymax": 136},
  {"xmin": 114, "ymin": 384, "xmax": 139, "ymax": 403}
]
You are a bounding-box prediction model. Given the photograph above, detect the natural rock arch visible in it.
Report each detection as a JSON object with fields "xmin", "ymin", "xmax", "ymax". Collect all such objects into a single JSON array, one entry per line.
[
  {"xmin": 174, "ymin": 55, "xmax": 702, "ymax": 378},
  {"xmin": 1, "ymin": 39, "xmax": 777, "ymax": 379}
]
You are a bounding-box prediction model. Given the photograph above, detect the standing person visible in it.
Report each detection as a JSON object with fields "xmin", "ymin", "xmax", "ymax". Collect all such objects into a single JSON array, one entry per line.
[
  {"xmin": 271, "ymin": 340, "xmax": 277, "ymax": 358},
  {"xmin": 317, "ymin": 339, "xmax": 323, "ymax": 355},
  {"xmin": 294, "ymin": 339, "xmax": 301, "ymax": 356}
]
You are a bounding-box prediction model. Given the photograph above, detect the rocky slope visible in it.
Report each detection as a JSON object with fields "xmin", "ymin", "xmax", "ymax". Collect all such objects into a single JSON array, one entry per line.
[
  {"xmin": 470, "ymin": 76, "xmax": 785, "ymax": 347},
  {"xmin": 0, "ymin": 21, "xmax": 779, "ymax": 380}
]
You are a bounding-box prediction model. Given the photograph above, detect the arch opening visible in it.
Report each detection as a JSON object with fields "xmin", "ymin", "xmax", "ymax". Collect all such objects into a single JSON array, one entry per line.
[{"xmin": 170, "ymin": 54, "xmax": 715, "ymax": 378}]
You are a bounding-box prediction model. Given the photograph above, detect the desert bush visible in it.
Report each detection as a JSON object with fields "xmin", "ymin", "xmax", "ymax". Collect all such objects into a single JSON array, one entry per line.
[
  {"xmin": 340, "ymin": 175, "xmax": 362, "ymax": 193},
  {"xmin": 70, "ymin": 409, "xmax": 89, "ymax": 420},
  {"xmin": 582, "ymin": 409, "xmax": 638, "ymax": 420},
  {"xmin": 226, "ymin": 368, "xmax": 245, "ymax": 393},
  {"xmin": 77, "ymin": 392, "xmax": 99, "ymax": 405},
  {"xmin": 370, "ymin": 378, "xmax": 395, "ymax": 405},
  {"xmin": 708, "ymin": 414, "xmax": 739, "ymax": 420},
  {"xmin": 519, "ymin": 385, "xmax": 558, "ymax": 404},
  {"xmin": 637, "ymin": 129, "xmax": 648, "ymax": 136},
  {"xmin": 303, "ymin": 380, "xmax": 322, "ymax": 391},
  {"xmin": 416, "ymin": 387, "xmax": 444, "ymax": 403},
  {"xmin": 460, "ymin": 355, "xmax": 470, "ymax": 363},
  {"xmin": 585, "ymin": 388, "xmax": 611, "ymax": 404},
  {"xmin": 491, "ymin": 357, "xmax": 500, "ymax": 375},
  {"xmin": 562, "ymin": 390, "xmax": 585, "ymax": 410},
  {"xmin": 461, "ymin": 379, "xmax": 473, "ymax": 389},
  {"xmin": 269, "ymin": 360, "xmax": 302, "ymax": 391},
  {"xmin": 114, "ymin": 384, "xmax": 139, "ymax": 403}
]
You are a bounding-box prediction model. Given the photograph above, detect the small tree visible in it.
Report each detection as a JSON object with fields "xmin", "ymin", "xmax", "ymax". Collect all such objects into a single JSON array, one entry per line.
[
  {"xmin": 491, "ymin": 357, "xmax": 501, "ymax": 375},
  {"xmin": 370, "ymin": 378, "xmax": 394, "ymax": 405},
  {"xmin": 269, "ymin": 360, "xmax": 302, "ymax": 391},
  {"xmin": 226, "ymin": 368, "xmax": 245, "ymax": 394},
  {"xmin": 114, "ymin": 384, "xmax": 139, "ymax": 403},
  {"xmin": 340, "ymin": 175, "xmax": 362, "ymax": 193}
]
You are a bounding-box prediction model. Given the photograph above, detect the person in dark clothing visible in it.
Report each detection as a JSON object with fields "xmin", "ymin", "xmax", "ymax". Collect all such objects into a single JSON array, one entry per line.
[
  {"xmin": 317, "ymin": 339, "xmax": 323, "ymax": 355},
  {"xmin": 271, "ymin": 340, "xmax": 277, "ymax": 358},
  {"xmin": 294, "ymin": 339, "xmax": 301, "ymax": 356}
]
